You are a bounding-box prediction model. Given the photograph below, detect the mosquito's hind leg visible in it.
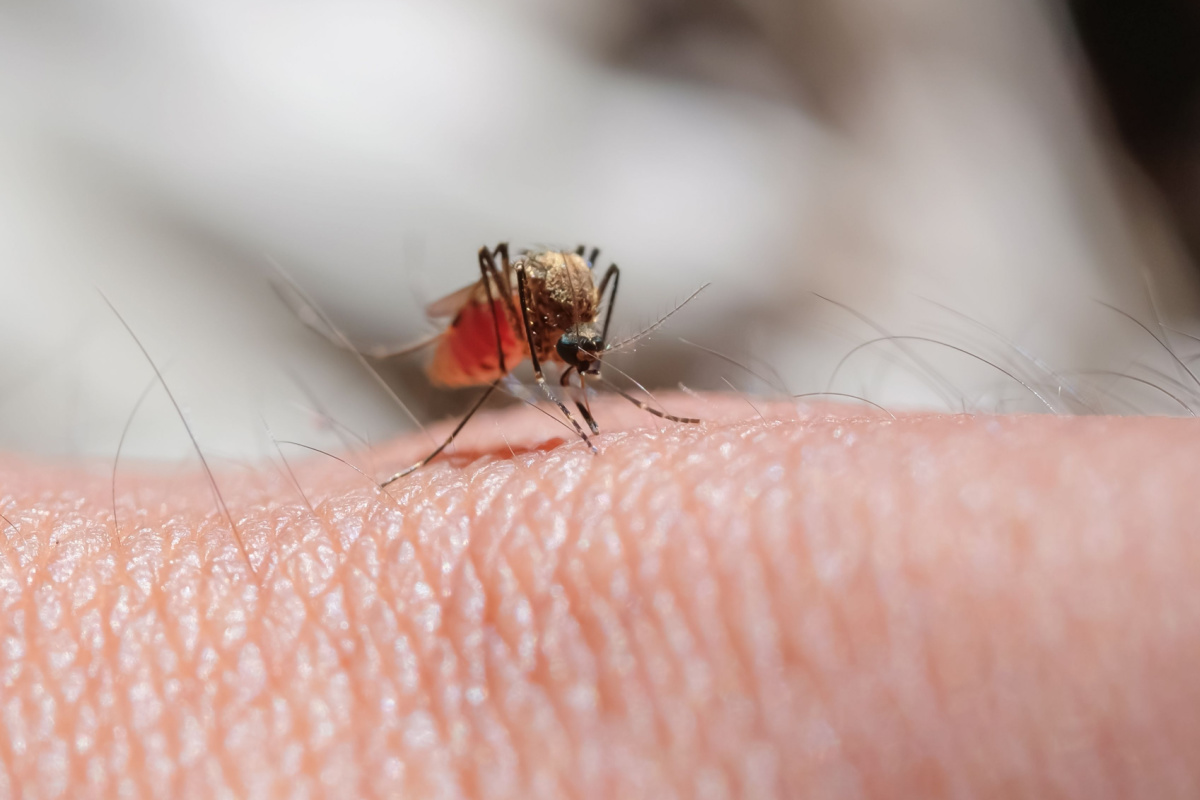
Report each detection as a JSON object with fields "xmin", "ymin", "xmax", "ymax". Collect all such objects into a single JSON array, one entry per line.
[
  {"xmin": 381, "ymin": 380, "xmax": 501, "ymax": 486},
  {"xmin": 560, "ymin": 366, "xmax": 600, "ymax": 434},
  {"xmin": 380, "ymin": 244, "xmax": 519, "ymax": 485},
  {"xmin": 481, "ymin": 244, "xmax": 522, "ymax": 346},
  {"xmin": 515, "ymin": 261, "xmax": 596, "ymax": 452}
]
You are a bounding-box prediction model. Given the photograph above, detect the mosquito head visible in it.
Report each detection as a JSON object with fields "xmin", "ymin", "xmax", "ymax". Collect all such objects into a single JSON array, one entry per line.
[{"xmin": 557, "ymin": 328, "xmax": 604, "ymax": 374}]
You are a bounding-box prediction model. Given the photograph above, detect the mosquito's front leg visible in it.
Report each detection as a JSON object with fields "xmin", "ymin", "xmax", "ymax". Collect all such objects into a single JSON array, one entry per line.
[
  {"xmin": 515, "ymin": 261, "xmax": 596, "ymax": 451},
  {"xmin": 595, "ymin": 263, "xmax": 620, "ymax": 344},
  {"xmin": 560, "ymin": 366, "xmax": 600, "ymax": 435}
]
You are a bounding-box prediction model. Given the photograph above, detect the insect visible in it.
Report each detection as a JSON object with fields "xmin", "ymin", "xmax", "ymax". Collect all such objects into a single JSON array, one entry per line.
[
  {"xmin": 370, "ymin": 243, "xmax": 701, "ymax": 483},
  {"xmin": 274, "ymin": 243, "xmax": 704, "ymax": 483}
]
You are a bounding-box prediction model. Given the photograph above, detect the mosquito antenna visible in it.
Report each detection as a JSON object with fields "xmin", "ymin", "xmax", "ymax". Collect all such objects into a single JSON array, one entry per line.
[
  {"xmin": 721, "ymin": 376, "xmax": 765, "ymax": 421},
  {"xmin": 111, "ymin": 375, "xmax": 160, "ymax": 542},
  {"xmin": 267, "ymin": 257, "xmax": 434, "ymax": 445},
  {"xmin": 1076, "ymin": 370, "xmax": 1196, "ymax": 416},
  {"xmin": 791, "ymin": 391, "xmax": 898, "ymax": 420},
  {"xmin": 813, "ymin": 293, "xmax": 962, "ymax": 410},
  {"xmin": 1097, "ymin": 301, "xmax": 1200, "ymax": 395},
  {"xmin": 605, "ymin": 283, "xmax": 711, "ymax": 354},
  {"xmin": 678, "ymin": 338, "xmax": 789, "ymax": 394},
  {"xmin": 833, "ymin": 334, "xmax": 1058, "ymax": 413},
  {"xmin": 100, "ymin": 292, "xmax": 252, "ymax": 570}
]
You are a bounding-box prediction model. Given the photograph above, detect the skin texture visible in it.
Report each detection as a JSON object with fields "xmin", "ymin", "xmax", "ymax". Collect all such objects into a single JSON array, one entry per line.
[{"xmin": 0, "ymin": 394, "xmax": 1199, "ymax": 799}]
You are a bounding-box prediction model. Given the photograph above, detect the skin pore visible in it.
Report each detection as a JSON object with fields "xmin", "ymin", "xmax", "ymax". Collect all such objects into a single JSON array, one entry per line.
[{"xmin": 1, "ymin": 395, "xmax": 1199, "ymax": 799}]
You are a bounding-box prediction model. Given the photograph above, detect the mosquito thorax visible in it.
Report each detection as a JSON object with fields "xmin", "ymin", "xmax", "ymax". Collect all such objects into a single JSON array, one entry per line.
[{"xmin": 521, "ymin": 251, "xmax": 600, "ymax": 332}]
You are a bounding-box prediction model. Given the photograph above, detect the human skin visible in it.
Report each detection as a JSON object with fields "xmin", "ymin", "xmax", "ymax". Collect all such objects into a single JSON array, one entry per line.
[{"xmin": 0, "ymin": 395, "xmax": 1198, "ymax": 799}]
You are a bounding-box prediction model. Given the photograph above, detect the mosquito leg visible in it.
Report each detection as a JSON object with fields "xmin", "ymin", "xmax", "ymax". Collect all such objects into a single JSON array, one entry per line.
[
  {"xmin": 579, "ymin": 370, "xmax": 598, "ymax": 433},
  {"xmin": 595, "ymin": 264, "xmax": 620, "ymax": 344},
  {"xmin": 490, "ymin": 242, "xmax": 521, "ymax": 324},
  {"xmin": 590, "ymin": 263, "xmax": 699, "ymax": 426},
  {"xmin": 515, "ymin": 261, "xmax": 596, "ymax": 451},
  {"xmin": 381, "ymin": 380, "xmax": 501, "ymax": 486},
  {"xmin": 478, "ymin": 246, "xmax": 511, "ymax": 375},
  {"xmin": 383, "ymin": 248, "xmax": 513, "ymax": 485},
  {"xmin": 573, "ymin": 245, "xmax": 601, "ymax": 266},
  {"xmin": 602, "ymin": 379, "xmax": 702, "ymax": 424},
  {"xmin": 560, "ymin": 365, "xmax": 600, "ymax": 434}
]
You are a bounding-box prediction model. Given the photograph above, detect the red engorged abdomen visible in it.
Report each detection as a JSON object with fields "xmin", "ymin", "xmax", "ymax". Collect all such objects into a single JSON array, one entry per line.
[{"xmin": 428, "ymin": 298, "xmax": 527, "ymax": 387}]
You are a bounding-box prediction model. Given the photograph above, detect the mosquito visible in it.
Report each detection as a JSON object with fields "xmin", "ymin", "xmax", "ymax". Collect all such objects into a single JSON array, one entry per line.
[
  {"xmin": 282, "ymin": 243, "xmax": 703, "ymax": 484},
  {"xmin": 375, "ymin": 243, "xmax": 705, "ymax": 482}
]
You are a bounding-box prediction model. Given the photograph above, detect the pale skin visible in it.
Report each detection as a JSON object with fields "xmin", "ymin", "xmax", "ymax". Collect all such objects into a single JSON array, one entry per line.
[{"xmin": 1, "ymin": 395, "xmax": 1199, "ymax": 799}]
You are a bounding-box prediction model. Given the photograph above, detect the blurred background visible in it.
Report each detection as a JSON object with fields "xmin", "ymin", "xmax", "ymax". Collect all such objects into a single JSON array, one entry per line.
[{"xmin": 1, "ymin": 0, "xmax": 1199, "ymax": 463}]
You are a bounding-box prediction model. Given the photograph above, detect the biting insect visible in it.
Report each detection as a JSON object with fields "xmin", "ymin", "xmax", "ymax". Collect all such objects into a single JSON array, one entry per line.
[
  {"xmin": 373, "ymin": 243, "xmax": 701, "ymax": 483},
  {"xmin": 275, "ymin": 243, "xmax": 705, "ymax": 483}
]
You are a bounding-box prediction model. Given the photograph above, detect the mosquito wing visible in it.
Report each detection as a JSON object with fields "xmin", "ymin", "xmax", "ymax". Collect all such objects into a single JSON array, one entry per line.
[
  {"xmin": 273, "ymin": 277, "xmax": 441, "ymax": 359},
  {"xmin": 425, "ymin": 281, "xmax": 483, "ymax": 319}
]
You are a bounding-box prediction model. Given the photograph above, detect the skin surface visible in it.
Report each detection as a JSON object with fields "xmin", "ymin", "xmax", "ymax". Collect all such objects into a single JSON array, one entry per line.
[{"xmin": 0, "ymin": 395, "xmax": 1198, "ymax": 799}]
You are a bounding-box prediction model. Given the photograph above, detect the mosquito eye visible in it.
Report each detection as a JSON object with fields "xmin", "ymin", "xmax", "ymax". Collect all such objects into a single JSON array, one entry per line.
[{"xmin": 556, "ymin": 336, "xmax": 580, "ymax": 364}]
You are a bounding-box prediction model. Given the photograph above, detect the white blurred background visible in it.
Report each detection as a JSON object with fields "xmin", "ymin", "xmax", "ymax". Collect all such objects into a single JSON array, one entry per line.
[{"xmin": 0, "ymin": 0, "xmax": 1198, "ymax": 463}]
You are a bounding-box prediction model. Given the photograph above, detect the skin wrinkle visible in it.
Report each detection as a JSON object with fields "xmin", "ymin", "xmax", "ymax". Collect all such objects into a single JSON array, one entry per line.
[
  {"xmin": 0, "ymin": 398, "xmax": 1198, "ymax": 797},
  {"xmin": 133, "ymin": 523, "xmax": 186, "ymax": 797},
  {"xmin": 477, "ymin": 462, "xmax": 582, "ymax": 797},
  {"xmin": 284, "ymin": 490, "xmax": 392, "ymax": 777},
  {"xmin": 195, "ymin": 513, "xmax": 259, "ymax": 798},
  {"xmin": 397, "ymin": 491, "xmax": 476, "ymax": 796},
  {"xmin": 268, "ymin": 503, "xmax": 372, "ymax": 798},
  {"xmin": 569, "ymin": 485, "xmax": 666, "ymax": 798},
  {"xmin": 336, "ymin": 506, "xmax": 415, "ymax": 796},
  {"xmin": 648, "ymin": 449, "xmax": 748, "ymax": 792},
  {"xmin": 61, "ymin": 500, "xmax": 129, "ymax": 798},
  {"xmin": 472, "ymin": 462, "xmax": 558, "ymax": 799},
  {"xmin": 592, "ymin": 447, "xmax": 672, "ymax": 794},
  {"xmin": 371, "ymin": 474, "xmax": 478, "ymax": 797},
  {"xmin": 318, "ymin": 501, "xmax": 403, "ymax": 789},
  {"xmin": 148, "ymin": 520, "xmax": 227, "ymax": 796}
]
